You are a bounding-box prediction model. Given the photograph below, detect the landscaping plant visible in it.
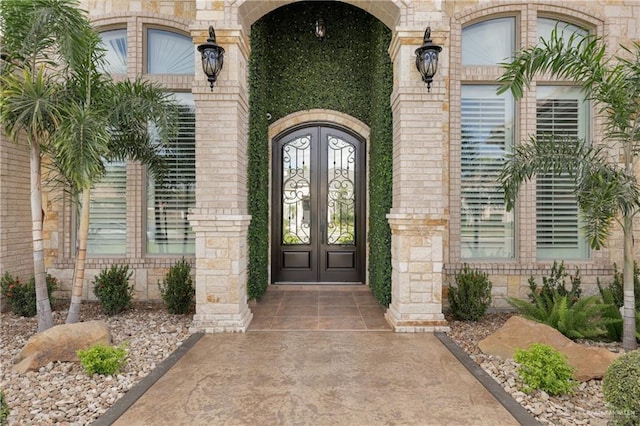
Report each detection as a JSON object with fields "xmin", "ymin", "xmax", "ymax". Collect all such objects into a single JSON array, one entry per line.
[
  {"xmin": 92, "ymin": 265, "xmax": 134, "ymax": 315},
  {"xmin": 497, "ymin": 26, "xmax": 640, "ymax": 351},
  {"xmin": 0, "ymin": 389, "xmax": 9, "ymax": 426},
  {"xmin": 0, "ymin": 272, "xmax": 58, "ymax": 318},
  {"xmin": 514, "ymin": 343, "xmax": 578, "ymax": 396},
  {"xmin": 159, "ymin": 259, "xmax": 195, "ymax": 314},
  {"xmin": 77, "ymin": 343, "xmax": 128, "ymax": 376},
  {"xmin": 597, "ymin": 263, "xmax": 640, "ymax": 343},
  {"xmin": 448, "ymin": 264, "xmax": 492, "ymax": 321},
  {"xmin": 508, "ymin": 294, "xmax": 607, "ymax": 340},
  {"xmin": 602, "ymin": 349, "xmax": 640, "ymax": 425},
  {"xmin": 597, "ymin": 262, "xmax": 640, "ymax": 310},
  {"xmin": 527, "ymin": 261, "xmax": 582, "ymax": 310}
]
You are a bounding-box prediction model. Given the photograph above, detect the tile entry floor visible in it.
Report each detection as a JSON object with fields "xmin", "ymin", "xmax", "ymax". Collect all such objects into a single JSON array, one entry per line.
[{"xmin": 247, "ymin": 285, "xmax": 392, "ymax": 331}]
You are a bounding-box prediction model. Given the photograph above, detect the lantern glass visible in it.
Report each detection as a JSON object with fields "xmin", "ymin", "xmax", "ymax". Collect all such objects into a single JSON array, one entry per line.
[
  {"xmin": 201, "ymin": 48, "xmax": 223, "ymax": 78},
  {"xmin": 417, "ymin": 50, "xmax": 438, "ymax": 80}
]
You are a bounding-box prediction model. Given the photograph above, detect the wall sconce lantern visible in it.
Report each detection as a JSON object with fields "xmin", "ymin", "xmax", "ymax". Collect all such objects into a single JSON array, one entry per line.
[
  {"xmin": 415, "ymin": 26, "xmax": 442, "ymax": 92},
  {"xmin": 315, "ymin": 18, "xmax": 326, "ymax": 41},
  {"xmin": 197, "ymin": 26, "xmax": 225, "ymax": 90}
]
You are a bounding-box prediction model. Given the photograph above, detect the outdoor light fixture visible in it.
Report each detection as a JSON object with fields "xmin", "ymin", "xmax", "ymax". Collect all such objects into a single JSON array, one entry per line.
[
  {"xmin": 197, "ymin": 26, "xmax": 225, "ymax": 90},
  {"xmin": 415, "ymin": 26, "xmax": 442, "ymax": 92},
  {"xmin": 315, "ymin": 18, "xmax": 326, "ymax": 41}
]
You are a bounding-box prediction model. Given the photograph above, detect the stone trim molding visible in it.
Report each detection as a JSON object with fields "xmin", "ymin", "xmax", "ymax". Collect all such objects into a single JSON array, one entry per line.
[{"xmin": 269, "ymin": 109, "xmax": 370, "ymax": 142}]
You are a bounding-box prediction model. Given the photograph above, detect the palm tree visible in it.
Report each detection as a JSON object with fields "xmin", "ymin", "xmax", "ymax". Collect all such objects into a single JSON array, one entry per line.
[
  {"xmin": 55, "ymin": 28, "xmax": 175, "ymax": 324},
  {"xmin": 1, "ymin": 0, "xmax": 93, "ymax": 331},
  {"xmin": 1, "ymin": 0, "xmax": 176, "ymax": 328},
  {"xmin": 497, "ymin": 28, "xmax": 640, "ymax": 350}
]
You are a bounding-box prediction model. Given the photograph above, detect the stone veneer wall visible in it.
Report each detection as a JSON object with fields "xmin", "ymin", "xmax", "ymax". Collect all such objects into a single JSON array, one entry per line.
[{"xmin": 2, "ymin": 0, "xmax": 635, "ymax": 322}]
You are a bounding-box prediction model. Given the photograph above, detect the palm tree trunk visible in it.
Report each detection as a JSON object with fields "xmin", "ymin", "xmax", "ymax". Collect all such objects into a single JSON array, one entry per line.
[
  {"xmin": 622, "ymin": 215, "xmax": 637, "ymax": 351},
  {"xmin": 66, "ymin": 187, "xmax": 91, "ymax": 323},
  {"xmin": 31, "ymin": 143, "xmax": 53, "ymax": 332}
]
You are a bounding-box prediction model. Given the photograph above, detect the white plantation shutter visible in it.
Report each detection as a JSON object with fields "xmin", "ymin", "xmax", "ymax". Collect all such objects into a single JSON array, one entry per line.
[
  {"xmin": 462, "ymin": 17, "xmax": 515, "ymax": 66},
  {"xmin": 99, "ymin": 29, "xmax": 127, "ymax": 74},
  {"xmin": 461, "ymin": 86, "xmax": 515, "ymax": 259},
  {"xmin": 87, "ymin": 161, "xmax": 127, "ymax": 255},
  {"xmin": 537, "ymin": 18, "xmax": 587, "ymax": 46},
  {"xmin": 147, "ymin": 93, "xmax": 195, "ymax": 254},
  {"xmin": 147, "ymin": 29, "xmax": 195, "ymax": 75},
  {"xmin": 536, "ymin": 86, "xmax": 589, "ymax": 259}
]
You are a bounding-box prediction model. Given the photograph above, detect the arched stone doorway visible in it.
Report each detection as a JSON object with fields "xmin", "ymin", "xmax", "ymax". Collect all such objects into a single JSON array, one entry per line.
[
  {"xmin": 190, "ymin": 0, "xmax": 449, "ymax": 333},
  {"xmin": 270, "ymin": 111, "xmax": 370, "ymax": 285}
]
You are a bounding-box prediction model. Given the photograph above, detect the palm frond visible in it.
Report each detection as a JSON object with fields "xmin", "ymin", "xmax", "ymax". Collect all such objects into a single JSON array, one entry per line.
[
  {"xmin": 497, "ymin": 27, "xmax": 606, "ymax": 99},
  {"xmin": 0, "ymin": 67, "xmax": 62, "ymax": 145},
  {"xmin": 53, "ymin": 103, "xmax": 110, "ymax": 190}
]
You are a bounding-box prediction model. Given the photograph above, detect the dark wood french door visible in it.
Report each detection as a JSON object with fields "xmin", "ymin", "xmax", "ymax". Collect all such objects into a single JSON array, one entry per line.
[{"xmin": 272, "ymin": 125, "xmax": 365, "ymax": 283}]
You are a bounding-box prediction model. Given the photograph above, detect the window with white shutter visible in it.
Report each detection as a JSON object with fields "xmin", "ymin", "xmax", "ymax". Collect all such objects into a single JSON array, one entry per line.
[
  {"xmin": 536, "ymin": 86, "xmax": 589, "ymax": 259},
  {"xmin": 461, "ymin": 85, "xmax": 515, "ymax": 259},
  {"xmin": 147, "ymin": 29, "xmax": 194, "ymax": 75},
  {"xmin": 462, "ymin": 17, "xmax": 515, "ymax": 66},
  {"xmin": 87, "ymin": 161, "xmax": 127, "ymax": 255},
  {"xmin": 99, "ymin": 29, "xmax": 127, "ymax": 75},
  {"xmin": 146, "ymin": 93, "xmax": 195, "ymax": 255}
]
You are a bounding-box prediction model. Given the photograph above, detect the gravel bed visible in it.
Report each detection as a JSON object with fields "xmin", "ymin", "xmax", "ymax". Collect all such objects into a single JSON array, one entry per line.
[
  {"xmin": 1, "ymin": 305, "xmax": 621, "ymax": 425},
  {"xmin": 1, "ymin": 301, "xmax": 193, "ymax": 425},
  {"xmin": 447, "ymin": 312, "xmax": 620, "ymax": 425}
]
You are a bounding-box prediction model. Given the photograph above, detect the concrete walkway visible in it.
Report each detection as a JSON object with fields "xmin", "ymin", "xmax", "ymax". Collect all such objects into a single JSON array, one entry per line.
[{"xmin": 96, "ymin": 331, "xmax": 538, "ymax": 425}]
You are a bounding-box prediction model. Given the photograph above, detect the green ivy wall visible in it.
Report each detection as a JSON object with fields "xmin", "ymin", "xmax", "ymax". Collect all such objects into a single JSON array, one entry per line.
[{"xmin": 247, "ymin": 2, "xmax": 393, "ymax": 305}]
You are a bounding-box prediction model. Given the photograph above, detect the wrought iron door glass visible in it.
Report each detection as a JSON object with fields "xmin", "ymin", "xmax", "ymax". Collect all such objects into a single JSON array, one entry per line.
[
  {"xmin": 327, "ymin": 135, "xmax": 356, "ymax": 244},
  {"xmin": 281, "ymin": 135, "xmax": 312, "ymax": 245}
]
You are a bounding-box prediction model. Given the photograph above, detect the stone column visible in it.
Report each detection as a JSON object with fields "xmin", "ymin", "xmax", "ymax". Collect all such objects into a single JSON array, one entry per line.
[
  {"xmin": 384, "ymin": 29, "xmax": 449, "ymax": 332},
  {"xmin": 189, "ymin": 24, "xmax": 253, "ymax": 332}
]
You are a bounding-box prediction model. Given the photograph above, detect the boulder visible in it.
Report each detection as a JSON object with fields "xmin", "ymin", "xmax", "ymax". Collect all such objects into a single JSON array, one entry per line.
[
  {"xmin": 13, "ymin": 320, "xmax": 111, "ymax": 374},
  {"xmin": 478, "ymin": 315, "xmax": 619, "ymax": 381}
]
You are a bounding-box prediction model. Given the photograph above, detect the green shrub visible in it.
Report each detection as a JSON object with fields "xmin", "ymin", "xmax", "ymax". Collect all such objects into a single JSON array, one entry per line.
[
  {"xmin": 77, "ymin": 343, "xmax": 128, "ymax": 376},
  {"xmin": 597, "ymin": 262, "xmax": 640, "ymax": 309},
  {"xmin": 448, "ymin": 264, "xmax": 492, "ymax": 321},
  {"xmin": 597, "ymin": 262, "xmax": 640, "ymax": 343},
  {"xmin": 159, "ymin": 259, "xmax": 195, "ymax": 314},
  {"xmin": 598, "ymin": 287, "xmax": 625, "ymax": 342},
  {"xmin": 93, "ymin": 265, "xmax": 134, "ymax": 315},
  {"xmin": 0, "ymin": 389, "xmax": 9, "ymax": 426},
  {"xmin": 514, "ymin": 343, "xmax": 578, "ymax": 396},
  {"xmin": 527, "ymin": 261, "xmax": 582, "ymax": 311},
  {"xmin": 508, "ymin": 294, "xmax": 607, "ymax": 340},
  {"xmin": 603, "ymin": 349, "xmax": 640, "ymax": 425},
  {"xmin": 0, "ymin": 272, "xmax": 58, "ymax": 317}
]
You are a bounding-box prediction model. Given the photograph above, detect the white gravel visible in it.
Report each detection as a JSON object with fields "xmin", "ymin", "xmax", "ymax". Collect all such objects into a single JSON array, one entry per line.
[
  {"xmin": 447, "ymin": 312, "xmax": 620, "ymax": 425},
  {"xmin": 1, "ymin": 302, "xmax": 192, "ymax": 425},
  {"xmin": 1, "ymin": 305, "xmax": 619, "ymax": 425}
]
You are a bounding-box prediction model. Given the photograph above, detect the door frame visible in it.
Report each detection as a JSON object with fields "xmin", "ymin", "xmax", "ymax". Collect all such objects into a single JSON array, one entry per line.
[{"xmin": 269, "ymin": 116, "xmax": 369, "ymax": 284}]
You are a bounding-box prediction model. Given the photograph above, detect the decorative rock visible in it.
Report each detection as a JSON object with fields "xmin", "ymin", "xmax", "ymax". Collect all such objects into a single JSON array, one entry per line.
[
  {"xmin": 13, "ymin": 320, "xmax": 111, "ymax": 374},
  {"xmin": 478, "ymin": 316, "xmax": 619, "ymax": 381}
]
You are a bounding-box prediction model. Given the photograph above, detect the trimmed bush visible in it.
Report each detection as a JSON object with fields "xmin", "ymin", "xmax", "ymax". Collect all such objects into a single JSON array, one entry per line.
[
  {"xmin": 603, "ymin": 349, "xmax": 640, "ymax": 425},
  {"xmin": 514, "ymin": 343, "xmax": 578, "ymax": 396},
  {"xmin": 93, "ymin": 265, "xmax": 134, "ymax": 315},
  {"xmin": 159, "ymin": 259, "xmax": 195, "ymax": 314},
  {"xmin": 448, "ymin": 264, "xmax": 492, "ymax": 321},
  {"xmin": 77, "ymin": 343, "xmax": 128, "ymax": 376},
  {"xmin": 0, "ymin": 272, "xmax": 58, "ymax": 317}
]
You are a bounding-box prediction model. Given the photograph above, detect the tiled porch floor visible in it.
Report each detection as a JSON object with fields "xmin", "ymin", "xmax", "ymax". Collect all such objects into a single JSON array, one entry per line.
[{"xmin": 247, "ymin": 285, "xmax": 392, "ymax": 331}]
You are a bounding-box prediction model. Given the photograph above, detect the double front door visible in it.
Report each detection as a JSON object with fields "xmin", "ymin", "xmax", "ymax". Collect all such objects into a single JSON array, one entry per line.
[{"xmin": 272, "ymin": 125, "xmax": 365, "ymax": 283}]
